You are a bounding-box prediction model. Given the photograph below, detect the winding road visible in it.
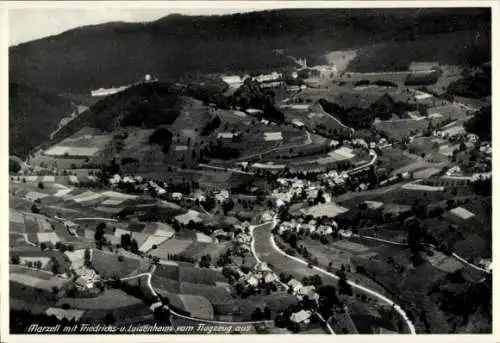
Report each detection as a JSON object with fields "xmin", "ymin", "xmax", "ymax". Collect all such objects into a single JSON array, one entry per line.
[{"xmin": 251, "ymin": 221, "xmax": 417, "ymax": 334}]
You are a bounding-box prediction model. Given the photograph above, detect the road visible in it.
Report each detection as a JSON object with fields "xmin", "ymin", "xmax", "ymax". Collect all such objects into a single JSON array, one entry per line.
[
  {"xmin": 353, "ymin": 234, "xmax": 492, "ymax": 274},
  {"xmin": 197, "ymin": 164, "xmax": 255, "ymax": 175},
  {"xmin": 250, "ymin": 221, "xmax": 336, "ymax": 335},
  {"xmin": 233, "ymin": 131, "xmax": 313, "ymax": 162},
  {"xmin": 120, "ymin": 265, "xmax": 274, "ymax": 327},
  {"xmin": 251, "ymin": 221, "xmax": 416, "ymax": 334}
]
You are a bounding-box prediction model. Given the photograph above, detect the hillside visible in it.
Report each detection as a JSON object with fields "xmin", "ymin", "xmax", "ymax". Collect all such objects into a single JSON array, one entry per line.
[
  {"xmin": 9, "ymin": 83, "xmax": 74, "ymax": 158},
  {"xmin": 50, "ymin": 82, "xmax": 184, "ymax": 144},
  {"xmin": 10, "ymin": 8, "xmax": 490, "ymax": 94},
  {"xmin": 346, "ymin": 28, "xmax": 490, "ymax": 72}
]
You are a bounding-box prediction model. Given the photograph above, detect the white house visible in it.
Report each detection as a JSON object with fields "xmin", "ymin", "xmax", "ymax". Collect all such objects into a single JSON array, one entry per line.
[
  {"xmin": 290, "ymin": 310, "xmax": 312, "ymax": 324},
  {"xmin": 287, "ymin": 279, "xmax": 303, "ymax": 293},
  {"xmin": 172, "ymin": 192, "xmax": 183, "ymax": 201}
]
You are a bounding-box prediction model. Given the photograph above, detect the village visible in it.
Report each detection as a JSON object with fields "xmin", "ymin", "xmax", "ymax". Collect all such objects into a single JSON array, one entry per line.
[{"xmin": 8, "ymin": 7, "xmax": 492, "ymax": 336}]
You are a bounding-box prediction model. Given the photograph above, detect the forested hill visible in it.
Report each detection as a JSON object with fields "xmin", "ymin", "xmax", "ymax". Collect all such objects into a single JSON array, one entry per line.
[
  {"xmin": 10, "ymin": 8, "xmax": 490, "ymax": 93},
  {"xmin": 9, "ymin": 83, "xmax": 74, "ymax": 158}
]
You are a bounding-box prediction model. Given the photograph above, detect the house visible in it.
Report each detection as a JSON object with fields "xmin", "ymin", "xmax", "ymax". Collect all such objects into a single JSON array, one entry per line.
[
  {"xmin": 467, "ymin": 133, "xmax": 479, "ymax": 143},
  {"xmin": 299, "ymin": 285, "xmax": 320, "ymax": 302},
  {"xmin": 338, "ymin": 229, "xmax": 352, "ymax": 238},
  {"xmin": 290, "ymin": 310, "xmax": 312, "ymax": 324},
  {"xmin": 449, "ymin": 207, "xmax": 475, "ymax": 221},
  {"xmin": 215, "ymin": 190, "xmax": 230, "ymax": 203},
  {"xmin": 298, "ymin": 285, "xmax": 316, "ymax": 297},
  {"xmin": 408, "ymin": 61, "xmax": 439, "ymax": 72},
  {"xmin": 217, "ymin": 132, "xmax": 241, "ymax": 140},
  {"xmin": 478, "ymin": 259, "xmax": 492, "ymax": 271},
  {"xmin": 317, "ymin": 225, "xmax": 333, "ymax": 235},
  {"xmin": 235, "ymin": 233, "xmax": 251, "ymax": 244},
  {"xmin": 261, "ymin": 212, "xmax": 273, "ymax": 222},
  {"xmin": 246, "ymin": 275, "xmax": 260, "ymax": 287},
  {"xmin": 172, "ymin": 192, "xmax": 183, "ymax": 201},
  {"xmin": 263, "ymin": 272, "xmax": 278, "ymax": 284},
  {"xmin": 287, "ymin": 279, "xmax": 303, "ymax": 293},
  {"xmin": 276, "ymin": 199, "xmax": 286, "ymax": 208},
  {"xmin": 254, "ymin": 262, "xmax": 272, "ymax": 273},
  {"xmin": 221, "ymin": 75, "xmax": 244, "ymax": 89}
]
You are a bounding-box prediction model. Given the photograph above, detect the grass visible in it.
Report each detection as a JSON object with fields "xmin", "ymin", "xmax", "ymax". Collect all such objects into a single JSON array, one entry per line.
[
  {"xmin": 179, "ymin": 282, "xmax": 234, "ymax": 309},
  {"xmin": 91, "ymin": 250, "xmax": 144, "ymax": 279},
  {"xmin": 373, "ymin": 120, "xmax": 429, "ymax": 140},
  {"xmin": 56, "ymin": 289, "xmax": 143, "ymax": 310},
  {"xmin": 151, "ymin": 275, "xmax": 181, "ymax": 293},
  {"xmin": 377, "ymin": 148, "xmax": 418, "ymax": 172},
  {"xmin": 154, "ymin": 264, "xmax": 227, "ymax": 285},
  {"xmin": 23, "ymin": 215, "xmax": 40, "ymax": 234},
  {"xmin": 233, "ymin": 293, "xmax": 298, "ymax": 320},
  {"xmin": 10, "ymin": 281, "xmax": 58, "ymax": 306},
  {"xmin": 149, "ymin": 238, "xmax": 193, "ymax": 260}
]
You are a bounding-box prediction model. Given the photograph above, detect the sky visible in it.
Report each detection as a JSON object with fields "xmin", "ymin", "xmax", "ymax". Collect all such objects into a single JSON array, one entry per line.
[{"xmin": 8, "ymin": 5, "xmax": 291, "ymax": 46}]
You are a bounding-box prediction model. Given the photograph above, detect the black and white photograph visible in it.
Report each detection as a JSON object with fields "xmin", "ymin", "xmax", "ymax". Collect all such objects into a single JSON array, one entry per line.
[{"xmin": 3, "ymin": 1, "xmax": 495, "ymax": 339}]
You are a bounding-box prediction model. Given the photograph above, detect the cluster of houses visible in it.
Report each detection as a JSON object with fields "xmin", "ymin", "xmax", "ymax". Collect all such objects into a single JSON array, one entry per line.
[
  {"xmin": 221, "ymin": 72, "xmax": 284, "ymax": 89},
  {"xmin": 238, "ymin": 262, "xmax": 279, "ymax": 288},
  {"xmin": 277, "ymin": 219, "xmax": 335, "ymax": 236}
]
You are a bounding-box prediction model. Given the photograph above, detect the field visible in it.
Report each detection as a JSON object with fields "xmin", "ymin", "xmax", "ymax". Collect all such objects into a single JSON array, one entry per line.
[
  {"xmin": 154, "ymin": 264, "xmax": 227, "ymax": 285},
  {"xmin": 373, "ymin": 120, "xmax": 429, "ymax": 141},
  {"xmin": 56, "ymin": 289, "xmax": 143, "ymax": 310},
  {"xmin": 41, "ymin": 127, "xmax": 112, "ymax": 160},
  {"xmin": 253, "ymin": 223, "xmax": 326, "ymax": 281},
  {"xmin": 149, "ymin": 238, "xmax": 194, "ymax": 260},
  {"xmin": 233, "ymin": 293, "xmax": 298, "ymax": 320},
  {"xmin": 182, "ymin": 242, "xmax": 227, "ymax": 261},
  {"xmin": 279, "ymin": 105, "xmax": 349, "ymax": 135},
  {"xmin": 156, "ymin": 288, "xmax": 214, "ymax": 319},
  {"xmin": 377, "ymin": 147, "xmax": 419, "ymax": 172},
  {"xmin": 91, "ymin": 250, "xmax": 146, "ymax": 279},
  {"xmin": 10, "ymin": 280, "xmax": 59, "ymax": 306}
]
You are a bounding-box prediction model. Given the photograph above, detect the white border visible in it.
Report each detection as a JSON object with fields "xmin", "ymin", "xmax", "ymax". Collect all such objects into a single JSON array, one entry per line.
[{"xmin": 1, "ymin": 1, "xmax": 498, "ymax": 343}]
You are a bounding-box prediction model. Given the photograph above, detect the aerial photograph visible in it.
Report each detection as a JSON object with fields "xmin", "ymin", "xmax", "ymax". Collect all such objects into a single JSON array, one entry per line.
[{"xmin": 7, "ymin": 5, "xmax": 492, "ymax": 336}]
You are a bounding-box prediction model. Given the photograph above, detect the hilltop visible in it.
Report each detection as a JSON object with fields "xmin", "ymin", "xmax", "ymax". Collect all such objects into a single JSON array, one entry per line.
[{"xmin": 10, "ymin": 8, "xmax": 490, "ymax": 94}]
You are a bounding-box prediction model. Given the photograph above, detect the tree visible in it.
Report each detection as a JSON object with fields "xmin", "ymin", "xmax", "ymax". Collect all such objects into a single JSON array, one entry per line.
[
  {"xmin": 118, "ymin": 255, "xmax": 125, "ymax": 262},
  {"xmin": 104, "ymin": 312, "xmax": 115, "ymax": 325},
  {"xmin": 31, "ymin": 204, "xmax": 40, "ymax": 214},
  {"xmin": 199, "ymin": 254, "xmax": 211, "ymax": 268},
  {"xmin": 338, "ymin": 272, "xmax": 352, "ymax": 296},
  {"xmin": 130, "ymin": 239, "xmax": 139, "ymax": 253},
  {"xmin": 84, "ymin": 248, "xmax": 91, "ymax": 267},
  {"xmin": 95, "ymin": 222, "xmax": 106, "ymax": 242},
  {"xmin": 11, "ymin": 255, "xmax": 20, "ymax": 265},
  {"xmin": 263, "ymin": 306, "xmax": 271, "ymax": 320},
  {"xmin": 251, "ymin": 307, "xmax": 263, "ymax": 321},
  {"xmin": 50, "ymin": 257, "xmax": 60, "ymax": 275}
]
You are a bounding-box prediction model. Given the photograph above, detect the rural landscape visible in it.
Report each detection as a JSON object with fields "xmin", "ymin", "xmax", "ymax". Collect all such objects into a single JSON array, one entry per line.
[{"xmin": 8, "ymin": 7, "xmax": 492, "ymax": 335}]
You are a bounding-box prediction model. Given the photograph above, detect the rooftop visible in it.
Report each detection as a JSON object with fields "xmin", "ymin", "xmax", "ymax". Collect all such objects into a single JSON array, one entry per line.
[{"xmin": 449, "ymin": 207, "xmax": 475, "ymax": 220}]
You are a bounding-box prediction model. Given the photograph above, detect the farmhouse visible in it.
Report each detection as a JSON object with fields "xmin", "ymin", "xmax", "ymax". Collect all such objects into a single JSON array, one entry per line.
[
  {"xmin": 479, "ymin": 259, "xmax": 492, "ymax": 271},
  {"xmin": 253, "ymin": 71, "xmax": 282, "ymax": 83},
  {"xmin": 408, "ymin": 61, "xmax": 439, "ymax": 72},
  {"xmin": 287, "ymin": 279, "xmax": 303, "ymax": 293},
  {"xmin": 290, "ymin": 310, "xmax": 312, "ymax": 324},
  {"xmin": 449, "ymin": 207, "xmax": 475, "ymax": 221},
  {"xmin": 221, "ymin": 75, "xmax": 244, "ymax": 89},
  {"xmin": 46, "ymin": 308, "xmax": 85, "ymax": 322},
  {"xmin": 263, "ymin": 132, "xmax": 283, "ymax": 141},
  {"xmin": 217, "ymin": 132, "xmax": 241, "ymax": 140},
  {"xmin": 172, "ymin": 192, "xmax": 183, "ymax": 201}
]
